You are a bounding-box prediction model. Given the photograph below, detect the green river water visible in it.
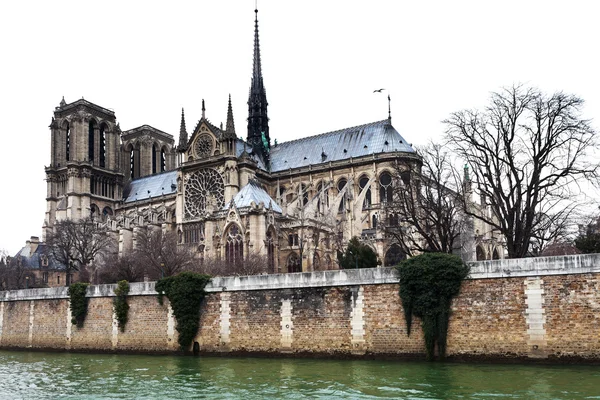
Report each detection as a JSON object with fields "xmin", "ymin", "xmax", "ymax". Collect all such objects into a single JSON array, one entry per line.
[{"xmin": 0, "ymin": 351, "xmax": 599, "ymax": 399}]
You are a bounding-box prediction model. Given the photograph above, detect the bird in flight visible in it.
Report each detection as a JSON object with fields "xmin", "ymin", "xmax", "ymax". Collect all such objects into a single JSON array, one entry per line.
[{"xmin": 373, "ymin": 88, "xmax": 385, "ymax": 93}]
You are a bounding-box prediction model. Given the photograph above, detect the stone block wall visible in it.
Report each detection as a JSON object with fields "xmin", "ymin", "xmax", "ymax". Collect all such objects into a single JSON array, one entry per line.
[{"xmin": 2, "ymin": 254, "xmax": 600, "ymax": 361}]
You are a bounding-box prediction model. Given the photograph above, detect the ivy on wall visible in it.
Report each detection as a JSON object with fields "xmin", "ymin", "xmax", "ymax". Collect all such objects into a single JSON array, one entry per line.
[
  {"xmin": 113, "ymin": 280, "xmax": 130, "ymax": 332},
  {"xmin": 68, "ymin": 282, "xmax": 90, "ymax": 328},
  {"xmin": 155, "ymin": 272, "xmax": 211, "ymax": 350},
  {"xmin": 396, "ymin": 253, "xmax": 469, "ymax": 361}
]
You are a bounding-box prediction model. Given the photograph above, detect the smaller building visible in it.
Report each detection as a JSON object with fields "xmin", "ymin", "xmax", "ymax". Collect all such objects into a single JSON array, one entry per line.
[{"xmin": 3, "ymin": 237, "xmax": 76, "ymax": 289}]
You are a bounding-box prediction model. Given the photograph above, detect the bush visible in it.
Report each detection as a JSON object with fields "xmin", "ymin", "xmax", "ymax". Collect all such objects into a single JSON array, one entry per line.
[
  {"xmin": 155, "ymin": 272, "xmax": 211, "ymax": 350},
  {"xmin": 337, "ymin": 237, "xmax": 378, "ymax": 269},
  {"xmin": 113, "ymin": 280, "xmax": 130, "ymax": 332},
  {"xmin": 68, "ymin": 282, "xmax": 90, "ymax": 328},
  {"xmin": 396, "ymin": 253, "xmax": 469, "ymax": 360}
]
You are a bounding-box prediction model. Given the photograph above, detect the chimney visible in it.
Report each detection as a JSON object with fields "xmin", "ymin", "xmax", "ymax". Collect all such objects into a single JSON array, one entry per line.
[{"xmin": 30, "ymin": 236, "xmax": 40, "ymax": 253}]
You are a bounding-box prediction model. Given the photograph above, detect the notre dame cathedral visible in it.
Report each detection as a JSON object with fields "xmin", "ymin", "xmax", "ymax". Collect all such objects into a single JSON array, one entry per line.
[{"xmin": 41, "ymin": 9, "xmax": 502, "ymax": 275}]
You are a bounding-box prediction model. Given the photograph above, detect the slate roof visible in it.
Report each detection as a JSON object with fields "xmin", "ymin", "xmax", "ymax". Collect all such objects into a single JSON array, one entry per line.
[
  {"xmin": 269, "ymin": 119, "xmax": 413, "ymax": 172},
  {"xmin": 225, "ymin": 180, "xmax": 282, "ymax": 213},
  {"xmin": 14, "ymin": 243, "xmax": 66, "ymax": 271},
  {"xmin": 123, "ymin": 170, "xmax": 178, "ymax": 203}
]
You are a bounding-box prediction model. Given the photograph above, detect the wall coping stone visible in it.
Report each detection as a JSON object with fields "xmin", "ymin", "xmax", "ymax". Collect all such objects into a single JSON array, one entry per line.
[{"xmin": 2, "ymin": 253, "xmax": 600, "ymax": 301}]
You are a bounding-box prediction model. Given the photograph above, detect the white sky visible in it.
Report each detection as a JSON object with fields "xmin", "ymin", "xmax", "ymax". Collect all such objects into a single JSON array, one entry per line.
[{"xmin": 0, "ymin": 0, "xmax": 599, "ymax": 254}]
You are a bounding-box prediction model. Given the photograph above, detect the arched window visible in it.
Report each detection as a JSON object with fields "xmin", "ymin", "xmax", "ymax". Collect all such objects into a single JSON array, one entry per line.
[
  {"xmin": 385, "ymin": 244, "xmax": 406, "ymax": 266},
  {"xmin": 337, "ymin": 178, "xmax": 347, "ymax": 213},
  {"xmin": 324, "ymin": 254, "xmax": 332, "ymax": 270},
  {"xmin": 99, "ymin": 123, "xmax": 107, "ymax": 168},
  {"xmin": 225, "ymin": 224, "xmax": 244, "ymax": 267},
  {"xmin": 476, "ymin": 246, "xmax": 486, "ymax": 261},
  {"xmin": 316, "ymin": 182, "xmax": 329, "ymax": 213},
  {"xmin": 152, "ymin": 143, "xmax": 158, "ymax": 174},
  {"xmin": 90, "ymin": 204, "xmax": 100, "ymax": 220},
  {"xmin": 102, "ymin": 206, "xmax": 113, "ymax": 221},
  {"xmin": 379, "ymin": 172, "xmax": 393, "ymax": 204},
  {"xmin": 359, "ymin": 175, "xmax": 371, "ymax": 209},
  {"xmin": 129, "ymin": 143, "xmax": 140, "ymax": 179},
  {"xmin": 65, "ymin": 122, "xmax": 70, "ymax": 162},
  {"xmin": 388, "ymin": 213, "xmax": 398, "ymax": 226},
  {"xmin": 161, "ymin": 148, "xmax": 166, "ymax": 172},
  {"xmin": 313, "ymin": 252, "xmax": 321, "ymax": 271},
  {"xmin": 287, "ymin": 252, "xmax": 301, "ymax": 273},
  {"xmin": 372, "ymin": 215, "xmax": 378, "ymax": 229},
  {"xmin": 266, "ymin": 229, "xmax": 275, "ymax": 273},
  {"xmin": 88, "ymin": 120, "xmax": 96, "ymax": 163},
  {"xmin": 493, "ymin": 248, "xmax": 500, "ymax": 260},
  {"xmin": 300, "ymin": 184, "xmax": 309, "ymax": 206}
]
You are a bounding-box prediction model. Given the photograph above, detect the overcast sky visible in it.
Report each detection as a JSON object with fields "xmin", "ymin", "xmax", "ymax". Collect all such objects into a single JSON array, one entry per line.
[{"xmin": 0, "ymin": 0, "xmax": 598, "ymax": 254}]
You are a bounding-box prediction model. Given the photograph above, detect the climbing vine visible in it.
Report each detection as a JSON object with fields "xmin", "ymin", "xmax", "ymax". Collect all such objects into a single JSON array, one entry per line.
[
  {"xmin": 396, "ymin": 253, "xmax": 469, "ymax": 361},
  {"xmin": 68, "ymin": 282, "xmax": 90, "ymax": 328},
  {"xmin": 113, "ymin": 280, "xmax": 130, "ymax": 332},
  {"xmin": 155, "ymin": 272, "xmax": 211, "ymax": 350}
]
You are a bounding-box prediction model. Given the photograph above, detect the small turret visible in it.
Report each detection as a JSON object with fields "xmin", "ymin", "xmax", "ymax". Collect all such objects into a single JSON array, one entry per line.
[{"xmin": 178, "ymin": 108, "xmax": 188, "ymax": 150}]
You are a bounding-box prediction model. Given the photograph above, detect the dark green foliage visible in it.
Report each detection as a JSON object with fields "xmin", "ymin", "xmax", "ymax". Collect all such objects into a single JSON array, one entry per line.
[
  {"xmin": 155, "ymin": 272, "xmax": 211, "ymax": 350},
  {"xmin": 396, "ymin": 253, "xmax": 469, "ymax": 361},
  {"xmin": 337, "ymin": 237, "xmax": 378, "ymax": 269},
  {"xmin": 113, "ymin": 280, "xmax": 130, "ymax": 332},
  {"xmin": 575, "ymin": 233, "xmax": 600, "ymax": 254},
  {"xmin": 68, "ymin": 282, "xmax": 89, "ymax": 328}
]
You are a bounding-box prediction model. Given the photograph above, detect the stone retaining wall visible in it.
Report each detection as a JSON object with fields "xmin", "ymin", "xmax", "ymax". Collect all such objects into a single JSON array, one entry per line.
[{"xmin": 1, "ymin": 254, "xmax": 600, "ymax": 360}]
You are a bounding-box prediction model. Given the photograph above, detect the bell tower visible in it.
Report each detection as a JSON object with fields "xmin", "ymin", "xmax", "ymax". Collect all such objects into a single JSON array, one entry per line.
[{"xmin": 44, "ymin": 98, "xmax": 124, "ymax": 238}]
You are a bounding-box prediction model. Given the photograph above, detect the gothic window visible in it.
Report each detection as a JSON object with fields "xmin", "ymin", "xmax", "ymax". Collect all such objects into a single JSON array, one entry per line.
[
  {"xmin": 99, "ymin": 123, "xmax": 107, "ymax": 168},
  {"xmin": 194, "ymin": 134, "xmax": 213, "ymax": 159},
  {"xmin": 129, "ymin": 143, "xmax": 140, "ymax": 179},
  {"xmin": 90, "ymin": 204, "xmax": 100, "ymax": 220},
  {"xmin": 183, "ymin": 223, "xmax": 205, "ymax": 244},
  {"xmin": 103, "ymin": 207, "xmax": 113, "ymax": 219},
  {"xmin": 267, "ymin": 229, "xmax": 275, "ymax": 272},
  {"xmin": 287, "ymin": 252, "xmax": 301, "ymax": 273},
  {"xmin": 65, "ymin": 122, "xmax": 70, "ymax": 162},
  {"xmin": 372, "ymin": 215, "xmax": 377, "ymax": 229},
  {"xmin": 385, "ymin": 244, "xmax": 406, "ymax": 266},
  {"xmin": 316, "ymin": 182, "xmax": 329, "ymax": 213},
  {"xmin": 225, "ymin": 224, "xmax": 244, "ymax": 266},
  {"xmin": 152, "ymin": 143, "xmax": 158, "ymax": 174},
  {"xmin": 184, "ymin": 169, "xmax": 225, "ymax": 220},
  {"xmin": 388, "ymin": 213, "xmax": 399, "ymax": 227},
  {"xmin": 476, "ymin": 246, "xmax": 486, "ymax": 261},
  {"xmin": 88, "ymin": 120, "xmax": 96, "ymax": 163},
  {"xmin": 325, "ymin": 254, "xmax": 332, "ymax": 270},
  {"xmin": 337, "ymin": 178, "xmax": 347, "ymax": 213},
  {"xmin": 161, "ymin": 148, "xmax": 166, "ymax": 172},
  {"xmin": 313, "ymin": 252, "xmax": 321, "ymax": 271},
  {"xmin": 301, "ymin": 184, "xmax": 309, "ymax": 206},
  {"xmin": 379, "ymin": 171, "xmax": 393, "ymax": 204},
  {"xmin": 359, "ymin": 175, "xmax": 371, "ymax": 209}
]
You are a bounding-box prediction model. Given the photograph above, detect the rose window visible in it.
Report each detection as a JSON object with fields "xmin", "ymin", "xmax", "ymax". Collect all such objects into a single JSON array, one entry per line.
[
  {"xmin": 184, "ymin": 168, "xmax": 224, "ymax": 219},
  {"xmin": 194, "ymin": 134, "xmax": 213, "ymax": 158}
]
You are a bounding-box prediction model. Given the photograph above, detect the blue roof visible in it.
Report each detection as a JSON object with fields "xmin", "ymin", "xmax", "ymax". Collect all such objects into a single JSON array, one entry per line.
[
  {"xmin": 225, "ymin": 181, "xmax": 282, "ymax": 213},
  {"xmin": 123, "ymin": 171, "xmax": 178, "ymax": 203},
  {"xmin": 269, "ymin": 120, "xmax": 413, "ymax": 172},
  {"xmin": 15, "ymin": 243, "xmax": 66, "ymax": 271}
]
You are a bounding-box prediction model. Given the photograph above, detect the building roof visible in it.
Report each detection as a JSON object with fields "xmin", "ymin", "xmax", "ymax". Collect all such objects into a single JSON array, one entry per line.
[
  {"xmin": 225, "ymin": 180, "xmax": 282, "ymax": 213},
  {"xmin": 14, "ymin": 242, "xmax": 66, "ymax": 271},
  {"xmin": 269, "ymin": 119, "xmax": 414, "ymax": 172},
  {"xmin": 123, "ymin": 170, "xmax": 178, "ymax": 203}
]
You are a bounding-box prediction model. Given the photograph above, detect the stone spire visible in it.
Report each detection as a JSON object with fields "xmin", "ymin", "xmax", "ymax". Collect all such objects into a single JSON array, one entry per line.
[
  {"xmin": 226, "ymin": 94, "xmax": 235, "ymax": 135},
  {"xmin": 247, "ymin": 7, "xmax": 270, "ymax": 165},
  {"xmin": 202, "ymin": 99, "xmax": 206, "ymax": 119},
  {"xmin": 59, "ymin": 96, "xmax": 66, "ymax": 107},
  {"xmin": 178, "ymin": 108, "xmax": 188, "ymax": 149}
]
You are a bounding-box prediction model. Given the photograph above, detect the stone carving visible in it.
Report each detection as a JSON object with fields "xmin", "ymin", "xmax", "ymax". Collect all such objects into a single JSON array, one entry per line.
[{"xmin": 184, "ymin": 168, "xmax": 224, "ymax": 220}]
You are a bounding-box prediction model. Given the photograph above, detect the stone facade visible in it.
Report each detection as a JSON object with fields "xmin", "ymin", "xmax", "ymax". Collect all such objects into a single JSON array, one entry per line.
[{"xmin": 2, "ymin": 255, "xmax": 600, "ymax": 361}]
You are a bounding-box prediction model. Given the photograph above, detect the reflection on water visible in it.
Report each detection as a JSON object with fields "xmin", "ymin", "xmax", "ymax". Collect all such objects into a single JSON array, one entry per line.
[{"xmin": 0, "ymin": 351, "xmax": 599, "ymax": 399}]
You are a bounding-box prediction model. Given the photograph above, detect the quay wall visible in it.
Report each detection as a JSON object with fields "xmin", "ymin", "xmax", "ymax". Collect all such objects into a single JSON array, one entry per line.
[{"xmin": 1, "ymin": 254, "xmax": 600, "ymax": 361}]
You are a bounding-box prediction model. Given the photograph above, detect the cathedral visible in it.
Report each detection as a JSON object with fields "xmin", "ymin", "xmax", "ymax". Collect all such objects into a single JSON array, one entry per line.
[{"xmin": 41, "ymin": 9, "xmax": 498, "ymax": 275}]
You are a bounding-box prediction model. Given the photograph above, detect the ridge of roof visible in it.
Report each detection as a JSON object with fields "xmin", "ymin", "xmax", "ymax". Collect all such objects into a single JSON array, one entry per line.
[{"xmin": 273, "ymin": 120, "xmax": 390, "ymax": 148}]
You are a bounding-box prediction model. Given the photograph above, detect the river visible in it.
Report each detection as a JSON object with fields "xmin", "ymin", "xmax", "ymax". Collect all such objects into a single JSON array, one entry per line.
[{"xmin": 0, "ymin": 351, "xmax": 599, "ymax": 399}]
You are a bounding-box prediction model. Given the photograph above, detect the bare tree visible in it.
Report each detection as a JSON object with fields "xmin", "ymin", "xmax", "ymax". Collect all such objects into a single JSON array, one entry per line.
[
  {"xmin": 198, "ymin": 252, "xmax": 270, "ymax": 277},
  {"xmin": 97, "ymin": 252, "xmax": 147, "ymax": 284},
  {"xmin": 46, "ymin": 218, "xmax": 113, "ymax": 283},
  {"xmin": 445, "ymin": 85, "xmax": 599, "ymax": 258},
  {"xmin": 134, "ymin": 229, "xmax": 196, "ymax": 278},
  {"xmin": 382, "ymin": 143, "xmax": 466, "ymax": 257}
]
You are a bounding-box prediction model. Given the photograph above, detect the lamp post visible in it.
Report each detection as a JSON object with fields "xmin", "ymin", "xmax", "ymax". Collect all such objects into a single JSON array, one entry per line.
[
  {"xmin": 160, "ymin": 262, "xmax": 165, "ymax": 279},
  {"xmin": 349, "ymin": 250, "xmax": 358, "ymax": 269},
  {"xmin": 25, "ymin": 276, "xmax": 29, "ymax": 289}
]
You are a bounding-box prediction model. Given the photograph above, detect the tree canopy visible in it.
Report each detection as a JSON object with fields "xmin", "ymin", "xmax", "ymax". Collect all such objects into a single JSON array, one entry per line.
[
  {"xmin": 445, "ymin": 85, "xmax": 599, "ymax": 258},
  {"xmin": 337, "ymin": 237, "xmax": 378, "ymax": 269}
]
